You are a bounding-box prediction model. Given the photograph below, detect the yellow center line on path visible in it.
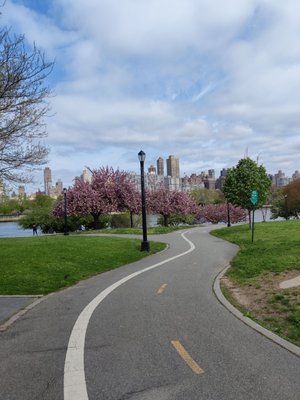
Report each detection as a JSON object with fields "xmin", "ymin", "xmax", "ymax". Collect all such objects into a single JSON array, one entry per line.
[
  {"xmin": 157, "ymin": 283, "xmax": 168, "ymax": 294},
  {"xmin": 171, "ymin": 340, "xmax": 204, "ymax": 375}
]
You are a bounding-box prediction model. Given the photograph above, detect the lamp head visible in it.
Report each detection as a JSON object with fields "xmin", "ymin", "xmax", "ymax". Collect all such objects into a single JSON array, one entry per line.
[
  {"xmin": 138, "ymin": 150, "xmax": 146, "ymax": 162},
  {"xmin": 63, "ymin": 187, "xmax": 67, "ymax": 195}
]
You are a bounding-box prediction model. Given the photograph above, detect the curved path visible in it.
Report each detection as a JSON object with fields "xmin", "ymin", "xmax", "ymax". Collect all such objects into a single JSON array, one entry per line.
[{"xmin": 0, "ymin": 227, "xmax": 300, "ymax": 400}]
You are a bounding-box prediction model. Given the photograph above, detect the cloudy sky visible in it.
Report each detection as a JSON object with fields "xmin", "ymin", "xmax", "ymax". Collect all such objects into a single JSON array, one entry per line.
[{"xmin": 4, "ymin": 0, "xmax": 300, "ymax": 191}]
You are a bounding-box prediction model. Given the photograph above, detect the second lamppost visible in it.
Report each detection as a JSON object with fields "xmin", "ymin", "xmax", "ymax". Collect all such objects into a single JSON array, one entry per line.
[
  {"xmin": 227, "ymin": 200, "xmax": 231, "ymax": 227},
  {"xmin": 284, "ymin": 194, "xmax": 288, "ymax": 220},
  {"xmin": 138, "ymin": 150, "xmax": 150, "ymax": 252},
  {"xmin": 63, "ymin": 187, "xmax": 69, "ymax": 235}
]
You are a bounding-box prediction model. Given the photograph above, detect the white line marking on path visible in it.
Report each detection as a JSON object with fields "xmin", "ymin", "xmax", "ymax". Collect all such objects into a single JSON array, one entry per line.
[{"xmin": 64, "ymin": 231, "xmax": 195, "ymax": 400}]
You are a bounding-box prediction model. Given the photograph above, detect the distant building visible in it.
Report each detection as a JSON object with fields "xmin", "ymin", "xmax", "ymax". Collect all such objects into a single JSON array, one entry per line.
[
  {"xmin": 215, "ymin": 168, "xmax": 228, "ymax": 190},
  {"xmin": 220, "ymin": 168, "xmax": 228, "ymax": 177},
  {"xmin": 81, "ymin": 169, "xmax": 92, "ymax": 183},
  {"xmin": 208, "ymin": 169, "xmax": 215, "ymax": 179},
  {"xmin": 43, "ymin": 167, "xmax": 64, "ymax": 198},
  {"xmin": 292, "ymin": 170, "xmax": 300, "ymax": 181},
  {"xmin": 274, "ymin": 170, "xmax": 291, "ymax": 186},
  {"xmin": 18, "ymin": 185, "xmax": 26, "ymax": 197},
  {"xmin": 148, "ymin": 165, "xmax": 156, "ymax": 175},
  {"xmin": 55, "ymin": 179, "xmax": 63, "ymax": 194},
  {"xmin": 204, "ymin": 178, "xmax": 216, "ymax": 190},
  {"xmin": 166, "ymin": 155, "xmax": 180, "ymax": 178},
  {"xmin": 157, "ymin": 157, "xmax": 164, "ymax": 176},
  {"xmin": 164, "ymin": 176, "xmax": 181, "ymax": 191},
  {"xmin": 44, "ymin": 167, "xmax": 52, "ymax": 195}
]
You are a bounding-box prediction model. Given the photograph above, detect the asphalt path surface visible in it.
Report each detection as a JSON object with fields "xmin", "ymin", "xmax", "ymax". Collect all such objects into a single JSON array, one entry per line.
[{"xmin": 0, "ymin": 227, "xmax": 300, "ymax": 399}]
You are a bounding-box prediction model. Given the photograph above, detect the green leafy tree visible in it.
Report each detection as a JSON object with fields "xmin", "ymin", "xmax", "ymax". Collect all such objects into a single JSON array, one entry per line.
[
  {"xmin": 223, "ymin": 157, "xmax": 271, "ymax": 226},
  {"xmin": 18, "ymin": 193, "xmax": 56, "ymax": 232},
  {"xmin": 19, "ymin": 193, "xmax": 94, "ymax": 233},
  {"xmin": 280, "ymin": 178, "xmax": 300, "ymax": 219},
  {"xmin": 269, "ymin": 187, "xmax": 286, "ymax": 220},
  {"xmin": 0, "ymin": 196, "xmax": 30, "ymax": 214}
]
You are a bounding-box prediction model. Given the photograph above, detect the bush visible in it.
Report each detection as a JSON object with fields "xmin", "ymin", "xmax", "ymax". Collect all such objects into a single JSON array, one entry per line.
[
  {"xmin": 110, "ymin": 213, "xmax": 141, "ymax": 228},
  {"xmin": 157, "ymin": 213, "xmax": 194, "ymax": 227},
  {"xmin": 198, "ymin": 203, "xmax": 247, "ymax": 224}
]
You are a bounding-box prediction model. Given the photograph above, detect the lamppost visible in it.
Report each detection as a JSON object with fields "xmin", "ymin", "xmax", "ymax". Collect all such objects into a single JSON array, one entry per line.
[
  {"xmin": 227, "ymin": 200, "xmax": 231, "ymax": 227},
  {"xmin": 63, "ymin": 187, "xmax": 69, "ymax": 235},
  {"xmin": 284, "ymin": 194, "xmax": 288, "ymax": 220},
  {"xmin": 138, "ymin": 150, "xmax": 150, "ymax": 252}
]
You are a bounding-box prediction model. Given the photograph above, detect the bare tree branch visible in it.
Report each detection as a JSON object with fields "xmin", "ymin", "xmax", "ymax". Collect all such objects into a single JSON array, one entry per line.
[{"xmin": 0, "ymin": 27, "xmax": 54, "ymax": 184}]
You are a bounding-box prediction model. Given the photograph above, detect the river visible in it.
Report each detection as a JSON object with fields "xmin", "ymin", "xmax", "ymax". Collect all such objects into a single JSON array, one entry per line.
[
  {"xmin": 0, "ymin": 209, "xmax": 278, "ymax": 238},
  {"xmin": 0, "ymin": 221, "xmax": 33, "ymax": 238}
]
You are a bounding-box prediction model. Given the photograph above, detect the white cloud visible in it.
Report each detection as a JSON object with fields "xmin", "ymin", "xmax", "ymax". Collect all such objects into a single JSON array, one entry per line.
[{"xmin": 4, "ymin": 0, "xmax": 300, "ymax": 192}]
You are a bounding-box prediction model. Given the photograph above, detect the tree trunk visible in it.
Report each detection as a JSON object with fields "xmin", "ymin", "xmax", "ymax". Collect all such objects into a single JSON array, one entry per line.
[
  {"xmin": 130, "ymin": 211, "xmax": 133, "ymax": 228},
  {"xmin": 92, "ymin": 213, "xmax": 101, "ymax": 229},
  {"xmin": 163, "ymin": 214, "xmax": 169, "ymax": 227}
]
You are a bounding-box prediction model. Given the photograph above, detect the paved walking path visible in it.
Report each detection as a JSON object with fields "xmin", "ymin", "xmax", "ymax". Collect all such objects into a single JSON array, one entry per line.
[{"xmin": 0, "ymin": 227, "xmax": 299, "ymax": 400}]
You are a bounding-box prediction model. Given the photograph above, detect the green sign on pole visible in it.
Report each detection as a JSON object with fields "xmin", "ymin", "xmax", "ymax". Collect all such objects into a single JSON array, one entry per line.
[{"xmin": 250, "ymin": 190, "xmax": 258, "ymax": 206}]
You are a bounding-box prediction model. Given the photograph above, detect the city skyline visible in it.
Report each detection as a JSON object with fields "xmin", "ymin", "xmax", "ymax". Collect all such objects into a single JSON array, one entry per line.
[
  {"xmin": 3, "ymin": 1, "xmax": 300, "ymax": 193},
  {"xmin": 22, "ymin": 155, "xmax": 300, "ymax": 197}
]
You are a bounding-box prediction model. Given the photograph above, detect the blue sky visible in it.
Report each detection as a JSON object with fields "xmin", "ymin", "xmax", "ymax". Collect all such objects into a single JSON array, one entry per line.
[{"xmin": 3, "ymin": 0, "xmax": 300, "ymax": 191}]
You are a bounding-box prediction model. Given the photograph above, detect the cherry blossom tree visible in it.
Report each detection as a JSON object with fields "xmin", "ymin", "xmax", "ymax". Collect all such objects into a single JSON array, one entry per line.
[
  {"xmin": 52, "ymin": 167, "xmax": 139, "ymax": 228},
  {"xmin": 197, "ymin": 203, "xmax": 247, "ymax": 224},
  {"xmin": 148, "ymin": 186, "xmax": 198, "ymax": 226}
]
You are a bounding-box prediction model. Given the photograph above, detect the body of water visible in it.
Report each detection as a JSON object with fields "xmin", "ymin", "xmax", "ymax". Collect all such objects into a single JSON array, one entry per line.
[
  {"xmin": 0, "ymin": 221, "xmax": 34, "ymax": 238},
  {"xmin": 0, "ymin": 209, "xmax": 280, "ymax": 238}
]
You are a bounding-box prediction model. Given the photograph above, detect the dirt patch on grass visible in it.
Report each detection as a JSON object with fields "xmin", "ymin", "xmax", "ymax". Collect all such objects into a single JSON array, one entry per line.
[{"xmin": 221, "ymin": 270, "xmax": 300, "ymax": 347}]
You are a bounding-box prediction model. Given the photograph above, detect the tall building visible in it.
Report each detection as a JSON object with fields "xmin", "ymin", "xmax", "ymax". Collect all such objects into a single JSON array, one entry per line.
[
  {"xmin": 148, "ymin": 165, "xmax": 156, "ymax": 175},
  {"xmin": 157, "ymin": 157, "xmax": 164, "ymax": 176},
  {"xmin": 18, "ymin": 185, "xmax": 26, "ymax": 197},
  {"xmin": 55, "ymin": 179, "xmax": 63, "ymax": 194},
  {"xmin": 44, "ymin": 167, "xmax": 52, "ymax": 195},
  {"xmin": 166, "ymin": 155, "xmax": 180, "ymax": 178},
  {"xmin": 220, "ymin": 168, "xmax": 228, "ymax": 177},
  {"xmin": 292, "ymin": 170, "xmax": 300, "ymax": 180},
  {"xmin": 81, "ymin": 169, "xmax": 92, "ymax": 183},
  {"xmin": 208, "ymin": 169, "xmax": 215, "ymax": 179},
  {"xmin": 274, "ymin": 170, "xmax": 290, "ymax": 186}
]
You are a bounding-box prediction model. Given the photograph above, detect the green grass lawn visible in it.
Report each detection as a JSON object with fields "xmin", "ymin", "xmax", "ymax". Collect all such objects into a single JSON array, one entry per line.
[
  {"xmin": 81, "ymin": 225, "xmax": 197, "ymax": 235},
  {"xmin": 212, "ymin": 220, "xmax": 300, "ymax": 346},
  {"xmin": 212, "ymin": 221, "xmax": 300, "ymax": 282},
  {"xmin": 0, "ymin": 235, "xmax": 166, "ymax": 295}
]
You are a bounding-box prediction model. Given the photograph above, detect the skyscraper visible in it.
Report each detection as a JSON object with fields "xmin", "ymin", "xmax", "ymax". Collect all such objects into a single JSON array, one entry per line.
[
  {"xmin": 18, "ymin": 185, "xmax": 25, "ymax": 197},
  {"xmin": 166, "ymin": 155, "xmax": 180, "ymax": 178},
  {"xmin": 157, "ymin": 157, "xmax": 164, "ymax": 176},
  {"xmin": 148, "ymin": 165, "xmax": 156, "ymax": 175},
  {"xmin": 81, "ymin": 169, "xmax": 92, "ymax": 183},
  {"xmin": 55, "ymin": 179, "xmax": 63, "ymax": 194},
  {"xmin": 44, "ymin": 167, "xmax": 52, "ymax": 195}
]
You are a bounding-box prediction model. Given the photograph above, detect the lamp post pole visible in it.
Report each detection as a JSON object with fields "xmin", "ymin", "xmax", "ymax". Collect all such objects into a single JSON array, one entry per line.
[
  {"xmin": 284, "ymin": 194, "xmax": 288, "ymax": 220},
  {"xmin": 227, "ymin": 200, "xmax": 231, "ymax": 227},
  {"xmin": 138, "ymin": 150, "xmax": 150, "ymax": 252},
  {"xmin": 63, "ymin": 188, "xmax": 69, "ymax": 236}
]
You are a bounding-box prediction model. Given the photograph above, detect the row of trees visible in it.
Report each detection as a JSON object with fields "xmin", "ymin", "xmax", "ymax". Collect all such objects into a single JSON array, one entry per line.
[
  {"xmin": 13, "ymin": 156, "xmax": 300, "ymax": 232},
  {"xmin": 49, "ymin": 166, "xmax": 247, "ymax": 232},
  {"xmin": 18, "ymin": 157, "xmax": 300, "ymax": 233}
]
